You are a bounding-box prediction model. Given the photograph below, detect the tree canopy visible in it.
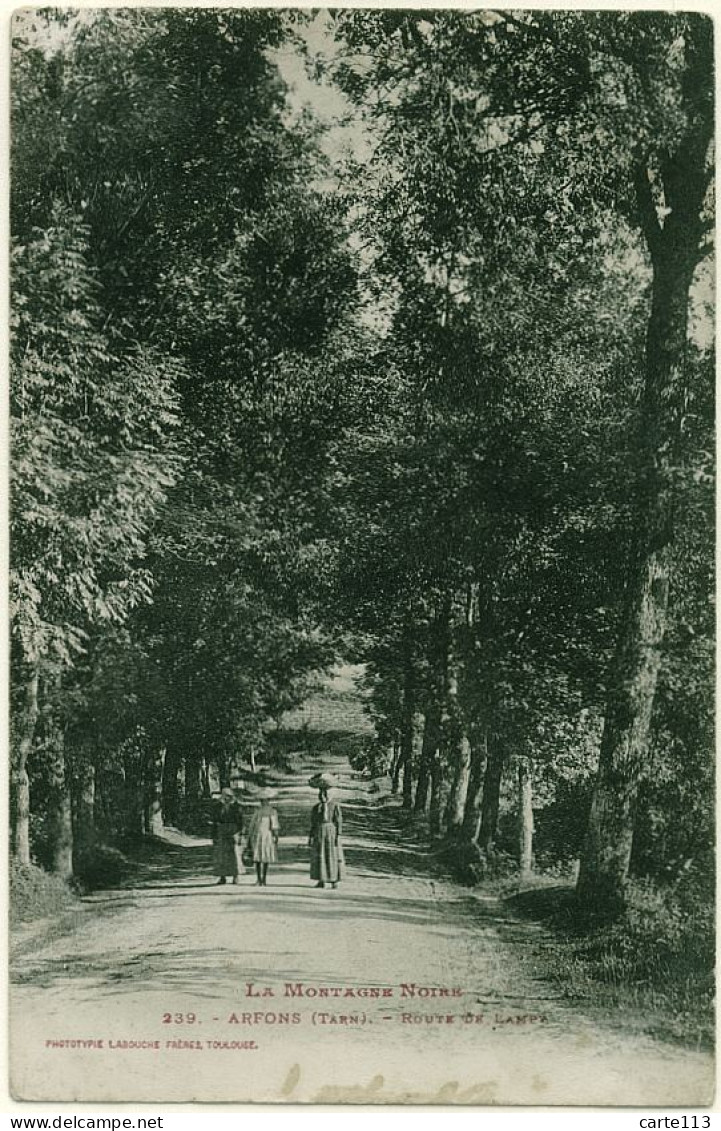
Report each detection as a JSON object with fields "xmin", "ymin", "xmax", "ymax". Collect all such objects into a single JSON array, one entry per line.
[{"xmin": 10, "ymin": 9, "xmax": 713, "ymax": 931}]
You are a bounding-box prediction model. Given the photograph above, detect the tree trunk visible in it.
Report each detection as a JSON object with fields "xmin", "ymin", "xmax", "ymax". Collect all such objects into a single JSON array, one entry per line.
[
  {"xmin": 414, "ymin": 759, "xmax": 429, "ymax": 814},
  {"xmin": 144, "ymin": 746, "xmax": 166, "ymax": 836},
  {"xmin": 12, "ymin": 767, "xmax": 32, "ymax": 865},
  {"xmin": 461, "ymin": 733, "xmax": 487, "ymax": 843},
  {"xmin": 446, "ymin": 733, "xmax": 471, "ymax": 835},
  {"xmin": 400, "ymin": 635, "xmax": 415, "ymax": 811},
  {"xmin": 414, "ymin": 706, "xmax": 440, "ymax": 814},
  {"xmin": 73, "ymin": 759, "xmax": 96, "ymax": 854},
  {"xmin": 201, "ymin": 756, "xmax": 211, "ymax": 798},
  {"xmin": 576, "ymin": 560, "xmax": 669, "ymax": 911},
  {"xmin": 427, "ymin": 755, "xmax": 443, "ymax": 836},
  {"xmin": 518, "ymin": 757, "xmax": 534, "ymax": 881},
  {"xmin": 94, "ymin": 771, "xmax": 113, "ymax": 838},
  {"xmin": 415, "ymin": 601, "xmax": 451, "ymax": 816},
  {"xmin": 183, "ymin": 749, "xmax": 204, "ymax": 830},
  {"xmin": 402, "ymin": 737, "xmax": 414, "ymax": 810},
  {"xmin": 478, "ymin": 739, "xmax": 504, "ymax": 853},
  {"xmin": 48, "ymin": 733, "xmax": 73, "ymax": 881},
  {"xmin": 578, "ymin": 33, "xmax": 712, "ymax": 914},
  {"xmin": 217, "ymin": 753, "xmax": 230, "ymax": 790},
  {"xmin": 11, "ymin": 665, "xmax": 39, "ymax": 864},
  {"xmin": 390, "ymin": 739, "xmax": 401, "ymax": 794},
  {"xmin": 122, "ymin": 751, "xmax": 144, "ymax": 843},
  {"xmin": 443, "ymin": 641, "xmax": 471, "ymax": 835},
  {"xmin": 162, "ymin": 746, "xmax": 182, "ymax": 827}
]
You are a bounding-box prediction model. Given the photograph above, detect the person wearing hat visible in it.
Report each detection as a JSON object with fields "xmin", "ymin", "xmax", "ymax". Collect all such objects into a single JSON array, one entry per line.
[
  {"xmin": 308, "ymin": 776, "xmax": 343, "ymax": 889},
  {"xmin": 246, "ymin": 790, "xmax": 280, "ymax": 886},
  {"xmin": 212, "ymin": 787, "xmax": 244, "ymax": 886}
]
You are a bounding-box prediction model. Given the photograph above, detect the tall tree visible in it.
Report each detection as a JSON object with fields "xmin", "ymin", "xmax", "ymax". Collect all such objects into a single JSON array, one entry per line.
[{"xmin": 332, "ymin": 9, "xmax": 713, "ymax": 910}]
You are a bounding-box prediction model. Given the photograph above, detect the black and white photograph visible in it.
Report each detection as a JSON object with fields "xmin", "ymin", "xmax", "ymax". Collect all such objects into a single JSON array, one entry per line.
[{"xmin": 8, "ymin": 5, "xmax": 715, "ymax": 1106}]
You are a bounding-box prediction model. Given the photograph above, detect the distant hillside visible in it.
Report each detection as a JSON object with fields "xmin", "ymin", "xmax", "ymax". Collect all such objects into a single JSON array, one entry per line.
[{"xmin": 279, "ymin": 664, "xmax": 373, "ymax": 735}]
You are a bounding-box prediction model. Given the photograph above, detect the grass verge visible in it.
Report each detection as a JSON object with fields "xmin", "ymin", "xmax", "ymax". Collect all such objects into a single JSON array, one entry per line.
[
  {"xmin": 505, "ymin": 878, "xmax": 714, "ymax": 1051},
  {"xmin": 10, "ymin": 860, "xmax": 78, "ymax": 925}
]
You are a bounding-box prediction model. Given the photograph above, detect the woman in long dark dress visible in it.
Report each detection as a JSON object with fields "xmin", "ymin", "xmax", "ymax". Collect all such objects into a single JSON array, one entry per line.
[
  {"xmin": 308, "ymin": 781, "xmax": 343, "ymax": 889},
  {"xmin": 212, "ymin": 788, "xmax": 244, "ymax": 885}
]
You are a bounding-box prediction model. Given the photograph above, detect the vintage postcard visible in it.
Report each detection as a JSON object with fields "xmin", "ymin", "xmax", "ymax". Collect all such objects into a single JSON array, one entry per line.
[{"xmin": 8, "ymin": 5, "xmax": 715, "ymax": 1105}]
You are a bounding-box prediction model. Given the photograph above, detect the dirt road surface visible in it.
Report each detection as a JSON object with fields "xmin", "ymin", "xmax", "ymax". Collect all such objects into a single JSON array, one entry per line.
[{"xmin": 10, "ymin": 761, "xmax": 714, "ymax": 1105}]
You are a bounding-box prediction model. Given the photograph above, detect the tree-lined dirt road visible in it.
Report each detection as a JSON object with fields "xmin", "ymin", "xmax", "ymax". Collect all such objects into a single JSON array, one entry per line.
[{"xmin": 10, "ymin": 760, "xmax": 714, "ymax": 1105}]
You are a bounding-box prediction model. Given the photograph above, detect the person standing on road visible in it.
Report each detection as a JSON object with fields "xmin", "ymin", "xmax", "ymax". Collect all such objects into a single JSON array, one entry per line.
[
  {"xmin": 308, "ymin": 775, "xmax": 343, "ymax": 889},
  {"xmin": 212, "ymin": 787, "xmax": 244, "ymax": 886},
  {"xmin": 247, "ymin": 789, "xmax": 280, "ymax": 887}
]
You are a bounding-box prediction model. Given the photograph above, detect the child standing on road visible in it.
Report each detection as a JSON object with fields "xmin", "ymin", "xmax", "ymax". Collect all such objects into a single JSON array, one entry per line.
[{"xmin": 247, "ymin": 789, "xmax": 279, "ymax": 887}]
